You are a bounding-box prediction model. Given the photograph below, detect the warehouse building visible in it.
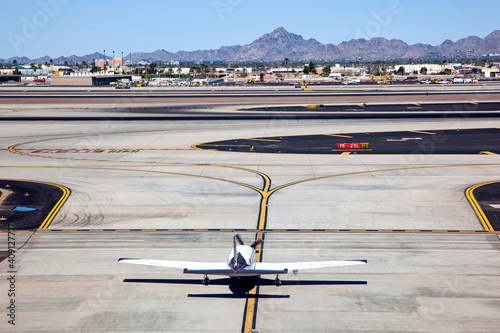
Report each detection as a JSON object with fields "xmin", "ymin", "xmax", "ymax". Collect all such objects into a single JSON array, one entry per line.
[
  {"xmin": 0, "ymin": 75, "xmax": 21, "ymax": 83},
  {"xmin": 50, "ymin": 75, "xmax": 132, "ymax": 86}
]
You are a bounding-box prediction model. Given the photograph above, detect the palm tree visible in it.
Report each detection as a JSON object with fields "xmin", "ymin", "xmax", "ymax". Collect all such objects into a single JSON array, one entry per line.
[
  {"xmin": 284, "ymin": 57, "xmax": 289, "ymax": 72},
  {"xmin": 12, "ymin": 59, "xmax": 18, "ymax": 66},
  {"xmin": 308, "ymin": 62, "xmax": 316, "ymax": 74}
]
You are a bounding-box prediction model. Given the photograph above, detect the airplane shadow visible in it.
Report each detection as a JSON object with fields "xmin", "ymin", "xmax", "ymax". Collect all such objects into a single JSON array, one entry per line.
[{"xmin": 123, "ymin": 277, "xmax": 367, "ymax": 298}]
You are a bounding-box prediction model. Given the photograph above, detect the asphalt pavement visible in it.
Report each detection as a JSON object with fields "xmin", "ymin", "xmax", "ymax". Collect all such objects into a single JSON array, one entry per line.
[{"xmin": 195, "ymin": 128, "xmax": 500, "ymax": 155}]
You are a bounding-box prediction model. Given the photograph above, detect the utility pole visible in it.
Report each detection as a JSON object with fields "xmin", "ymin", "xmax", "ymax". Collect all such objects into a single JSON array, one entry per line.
[{"xmin": 103, "ymin": 50, "xmax": 105, "ymax": 74}]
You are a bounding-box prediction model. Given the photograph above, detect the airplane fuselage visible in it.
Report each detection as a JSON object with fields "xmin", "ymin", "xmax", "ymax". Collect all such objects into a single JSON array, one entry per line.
[{"xmin": 226, "ymin": 245, "xmax": 258, "ymax": 277}]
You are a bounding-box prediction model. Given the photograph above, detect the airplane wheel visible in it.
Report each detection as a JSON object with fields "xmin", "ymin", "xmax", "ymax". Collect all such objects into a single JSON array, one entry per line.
[
  {"xmin": 203, "ymin": 276, "xmax": 209, "ymax": 286},
  {"xmin": 275, "ymin": 276, "xmax": 280, "ymax": 287}
]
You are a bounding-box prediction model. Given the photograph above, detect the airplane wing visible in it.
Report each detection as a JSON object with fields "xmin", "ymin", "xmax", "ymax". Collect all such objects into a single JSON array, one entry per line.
[
  {"xmin": 118, "ymin": 258, "xmax": 228, "ymax": 272},
  {"xmin": 119, "ymin": 258, "xmax": 366, "ymax": 276},
  {"xmin": 254, "ymin": 260, "xmax": 367, "ymax": 272}
]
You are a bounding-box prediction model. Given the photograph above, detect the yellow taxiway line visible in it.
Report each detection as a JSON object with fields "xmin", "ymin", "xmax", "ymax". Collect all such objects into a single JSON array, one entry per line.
[
  {"xmin": 465, "ymin": 181, "xmax": 499, "ymax": 231},
  {"xmin": 409, "ymin": 130, "xmax": 436, "ymax": 135},
  {"xmin": 1, "ymin": 179, "xmax": 70, "ymax": 229},
  {"xmin": 324, "ymin": 134, "xmax": 354, "ymax": 138},
  {"xmin": 3, "ymin": 229, "xmax": 497, "ymax": 234}
]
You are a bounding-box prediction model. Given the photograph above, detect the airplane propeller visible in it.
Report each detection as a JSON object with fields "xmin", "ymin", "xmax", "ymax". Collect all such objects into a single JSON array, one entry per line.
[
  {"xmin": 234, "ymin": 234, "xmax": 262, "ymax": 248},
  {"xmin": 249, "ymin": 239, "xmax": 262, "ymax": 248},
  {"xmin": 234, "ymin": 234, "xmax": 244, "ymax": 246}
]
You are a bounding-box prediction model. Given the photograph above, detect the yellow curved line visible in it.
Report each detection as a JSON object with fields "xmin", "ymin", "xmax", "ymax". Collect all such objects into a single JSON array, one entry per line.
[
  {"xmin": 8, "ymin": 142, "xmax": 271, "ymax": 192},
  {"xmin": 1, "ymin": 178, "xmax": 70, "ymax": 229},
  {"xmin": 270, "ymin": 164, "xmax": 460, "ymax": 194},
  {"xmin": 0, "ymin": 165, "xmax": 262, "ymax": 194},
  {"xmin": 40, "ymin": 185, "xmax": 70, "ymax": 229},
  {"xmin": 465, "ymin": 181, "xmax": 500, "ymax": 231}
]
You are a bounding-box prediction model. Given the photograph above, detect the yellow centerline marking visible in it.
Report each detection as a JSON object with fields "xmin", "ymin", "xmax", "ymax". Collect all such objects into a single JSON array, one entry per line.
[
  {"xmin": 324, "ymin": 134, "xmax": 354, "ymax": 138},
  {"xmin": 243, "ymin": 171, "xmax": 270, "ymax": 333},
  {"xmin": 194, "ymin": 144, "xmax": 251, "ymax": 147},
  {"xmin": 413, "ymin": 103, "xmax": 421, "ymax": 106},
  {"xmin": 480, "ymin": 151, "xmax": 497, "ymax": 155},
  {"xmin": 465, "ymin": 181, "xmax": 499, "ymax": 231},
  {"xmin": 2, "ymin": 229, "xmax": 497, "ymax": 234},
  {"xmin": 409, "ymin": 130, "xmax": 436, "ymax": 135},
  {"xmin": 243, "ymin": 138, "xmax": 282, "ymax": 142},
  {"xmin": 17, "ymin": 148, "xmax": 193, "ymax": 151},
  {"xmin": 341, "ymin": 152, "xmax": 351, "ymax": 155}
]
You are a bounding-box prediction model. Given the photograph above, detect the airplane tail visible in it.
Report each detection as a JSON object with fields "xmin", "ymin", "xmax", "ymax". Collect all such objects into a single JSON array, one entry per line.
[{"xmin": 232, "ymin": 235, "xmax": 239, "ymax": 272}]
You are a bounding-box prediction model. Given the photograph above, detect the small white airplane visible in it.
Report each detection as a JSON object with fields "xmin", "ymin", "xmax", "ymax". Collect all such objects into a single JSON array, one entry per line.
[{"xmin": 119, "ymin": 234, "xmax": 367, "ymax": 286}]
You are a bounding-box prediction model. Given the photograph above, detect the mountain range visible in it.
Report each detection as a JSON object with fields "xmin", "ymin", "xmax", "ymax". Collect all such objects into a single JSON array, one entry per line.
[{"xmin": 2, "ymin": 27, "xmax": 500, "ymax": 65}]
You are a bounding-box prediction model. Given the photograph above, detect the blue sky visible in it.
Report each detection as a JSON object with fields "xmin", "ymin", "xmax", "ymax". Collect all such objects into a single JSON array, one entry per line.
[{"xmin": 1, "ymin": 0, "xmax": 499, "ymax": 59}]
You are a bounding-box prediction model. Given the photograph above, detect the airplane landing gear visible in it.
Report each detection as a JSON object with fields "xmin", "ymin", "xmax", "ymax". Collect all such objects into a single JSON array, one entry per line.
[
  {"xmin": 275, "ymin": 275, "xmax": 281, "ymax": 287},
  {"xmin": 203, "ymin": 275, "xmax": 210, "ymax": 286}
]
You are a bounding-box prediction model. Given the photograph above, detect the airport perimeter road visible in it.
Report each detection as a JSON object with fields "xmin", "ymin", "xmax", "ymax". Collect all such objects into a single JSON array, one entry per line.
[{"xmin": 1, "ymin": 113, "xmax": 500, "ymax": 332}]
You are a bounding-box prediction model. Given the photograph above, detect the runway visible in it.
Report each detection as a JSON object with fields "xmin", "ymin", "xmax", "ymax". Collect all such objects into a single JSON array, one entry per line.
[
  {"xmin": 1, "ymin": 85, "xmax": 500, "ymax": 332},
  {"xmin": 1, "ymin": 83, "xmax": 500, "ymax": 106},
  {"xmin": 2, "ymin": 101, "xmax": 500, "ymax": 121}
]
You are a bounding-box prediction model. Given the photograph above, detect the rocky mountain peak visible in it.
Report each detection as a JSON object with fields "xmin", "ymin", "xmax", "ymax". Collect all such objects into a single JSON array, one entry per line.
[
  {"xmin": 485, "ymin": 30, "xmax": 500, "ymax": 42},
  {"xmin": 4, "ymin": 28, "xmax": 500, "ymax": 64},
  {"xmin": 441, "ymin": 39, "xmax": 454, "ymax": 46}
]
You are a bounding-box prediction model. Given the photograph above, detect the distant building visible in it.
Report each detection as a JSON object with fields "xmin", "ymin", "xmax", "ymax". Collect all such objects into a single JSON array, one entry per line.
[
  {"xmin": 167, "ymin": 60, "xmax": 180, "ymax": 66},
  {"xmin": 51, "ymin": 75, "xmax": 132, "ymax": 86},
  {"xmin": 479, "ymin": 66, "xmax": 500, "ymax": 78},
  {"xmin": 113, "ymin": 58, "xmax": 122, "ymax": 68},
  {"xmin": 401, "ymin": 64, "xmax": 444, "ymax": 75},
  {"xmin": 95, "ymin": 58, "xmax": 122, "ymax": 69},
  {"xmin": 268, "ymin": 67, "xmax": 298, "ymax": 74},
  {"xmin": 15, "ymin": 65, "xmax": 50, "ymax": 75},
  {"xmin": 0, "ymin": 75, "xmax": 20, "ymax": 83},
  {"xmin": 95, "ymin": 59, "xmax": 105, "ymax": 68}
]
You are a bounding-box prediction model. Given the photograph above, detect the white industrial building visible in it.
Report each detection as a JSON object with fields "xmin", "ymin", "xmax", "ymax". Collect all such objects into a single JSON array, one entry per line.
[{"xmin": 479, "ymin": 66, "xmax": 500, "ymax": 78}]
